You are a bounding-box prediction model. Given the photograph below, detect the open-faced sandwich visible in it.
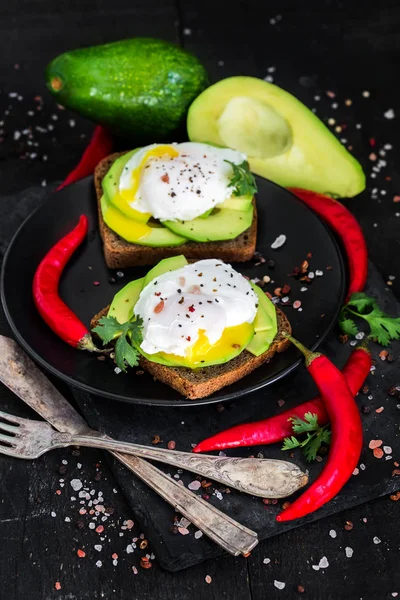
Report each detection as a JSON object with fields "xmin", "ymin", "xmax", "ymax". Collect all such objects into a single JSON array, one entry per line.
[
  {"xmin": 95, "ymin": 142, "xmax": 258, "ymax": 268},
  {"xmin": 91, "ymin": 255, "xmax": 291, "ymax": 399}
]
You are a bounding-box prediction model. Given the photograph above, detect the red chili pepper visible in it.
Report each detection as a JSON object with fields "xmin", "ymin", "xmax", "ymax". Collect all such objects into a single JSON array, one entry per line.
[
  {"xmin": 33, "ymin": 215, "xmax": 99, "ymax": 351},
  {"xmin": 288, "ymin": 188, "xmax": 368, "ymax": 302},
  {"xmin": 276, "ymin": 335, "xmax": 363, "ymax": 522},
  {"xmin": 193, "ymin": 345, "xmax": 370, "ymax": 453},
  {"xmin": 57, "ymin": 125, "xmax": 113, "ymax": 191}
]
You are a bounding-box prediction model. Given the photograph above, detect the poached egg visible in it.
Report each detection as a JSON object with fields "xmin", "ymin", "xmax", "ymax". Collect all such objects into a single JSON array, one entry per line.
[
  {"xmin": 119, "ymin": 142, "xmax": 247, "ymax": 222},
  {"xmin": 134, "ymin": 259, "xmax": 258, "ymax": 366}
]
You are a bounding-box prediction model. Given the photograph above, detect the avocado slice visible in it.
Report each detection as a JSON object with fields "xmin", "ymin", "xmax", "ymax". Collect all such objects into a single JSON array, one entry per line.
[
  {"xmin": 246, "ymin": 284, "xmax": 278, "ymax": 356},
  {"xmin": 107, "ymin": 277, "xmax": 145, "ymax": 324},
  {"xmin": 142, "ymin": 255, "xmax": 188, "ymax": 289},
  {"xmin": 102, "ymin": 150, "xmax": 151, "ymax": 223},
  {"xmin": 162, "ymin": 205, "xmax": 253, "ymax": 242},
  {"xmin": 46, "ymin": 38, "xmax": 209, "ymax": 140},
  {"xmin": 220, "ymin": 195, "xmax": 253, "ymax": 211},
  {"xmin": 100, "ymin": 195, "xmax": 188, "ymax": 247},
  {"xmin": 187, "ymin": 76, "xmax": 365, "ymax": 198}
]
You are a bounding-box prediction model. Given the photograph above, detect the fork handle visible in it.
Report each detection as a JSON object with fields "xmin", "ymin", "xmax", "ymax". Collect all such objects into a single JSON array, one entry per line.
[
  {"xmin": 110, "ymin": 451, "xmax": 258, "ymax": 556},
  {"xmin": 67, "ymin": 433, "xmax": 307, "ymax": 498}
]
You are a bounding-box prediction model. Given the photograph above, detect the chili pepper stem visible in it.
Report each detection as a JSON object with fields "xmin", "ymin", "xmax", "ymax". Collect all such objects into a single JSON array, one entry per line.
[
  {"xmin": 283, "ymin": 333, "xmax": 321, "ymax": 367},
  {"xmin": 77, "ymin": 333, "xmax": 103, "ymax": 353}
]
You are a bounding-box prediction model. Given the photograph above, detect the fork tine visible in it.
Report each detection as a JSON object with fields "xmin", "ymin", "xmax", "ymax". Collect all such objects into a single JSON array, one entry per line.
[
  {"xmin": 0, "ymin": 433, "xmax": 16, "ymax": 445},
  {"xmin": 0, "ymin": 421, "xmax": 19, "ymax": 434},
  {"xmin": 0, "ymin": 410, "xmax": 23, "ymax": 426}
]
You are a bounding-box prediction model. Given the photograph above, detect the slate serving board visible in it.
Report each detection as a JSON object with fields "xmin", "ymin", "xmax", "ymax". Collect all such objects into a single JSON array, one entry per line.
[{"xmin": 1, "ymin": 186, "xmax": 399, "ymax": 572}]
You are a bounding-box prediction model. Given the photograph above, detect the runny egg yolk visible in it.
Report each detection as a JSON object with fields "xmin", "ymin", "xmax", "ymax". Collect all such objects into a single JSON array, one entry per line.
[
  {"xmin": 158, "ymin": 322, "xmax": 254, "ymax": 368},
  {"xmin": 119, "ymin": 145, "xmax": 179, "ymax": 203}
]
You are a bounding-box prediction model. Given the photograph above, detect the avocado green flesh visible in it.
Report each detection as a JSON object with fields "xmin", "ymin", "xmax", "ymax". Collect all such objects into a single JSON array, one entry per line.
[
  {"xmin": 46, "ymin": 38, "xmax": 209, "ymax": 140},
  {"xmin": 102, "ymin": 150, "xmax": 145, "ymax": 220},
  {"xmin": 100, "ymin": 194, "xmax": 187, "ymax": 247},
  {"xmin": 220, "ymin": 195, "xmax": 253, "ymax": 211},
  {"xmin": 143, "ymin": 255, "xmax": 188, "ymax": 289},
  {"xmin": 245, "ymin": 284, "xmax": 278, "ymax": 356},
  {"xmin": 108, "ymin": 277, "xmax": 145, "ymax": 324},
  {"xmin": 187, "ymin": 76, "xmax": 365, "ymax": 198},
  {"xmin": 162, "ymin": 205, "xmax": 254, "ymax": 242}
]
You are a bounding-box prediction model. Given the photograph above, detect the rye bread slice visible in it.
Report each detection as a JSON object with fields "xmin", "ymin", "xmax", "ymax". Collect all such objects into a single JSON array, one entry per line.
[
  {"xmin": 91, "ymin": 306, "xmax": 291, "ymax": 400},
  {"xmin": 94, "ymin": 152, "xmax": 258, "ymax": 269}
]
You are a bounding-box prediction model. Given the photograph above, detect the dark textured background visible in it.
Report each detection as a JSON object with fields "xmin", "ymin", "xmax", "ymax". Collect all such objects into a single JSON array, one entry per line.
[{"xmin": 0, "ymin": 0, "xmax": 399, "ymax": 598}]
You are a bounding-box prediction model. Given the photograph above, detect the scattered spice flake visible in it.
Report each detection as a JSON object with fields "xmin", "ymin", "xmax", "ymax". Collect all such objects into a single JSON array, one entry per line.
[
  {"xmin": 373, "ymin": 448, "xmax": 384, "ymax": 459},
  {"xmin": 161, "ymin": 173, "xmax": 170, "ymax": 183},
  {"xmin": 95, "ymin": 525, "xmax": 104, "ymax": 534},
  {"xmin": 112, "ymin": 553, "xmax": 118, "ymax": 560},
  {"xmin": 393, "ymin": 196, "xmax": 400, "ymax": 203},
  {"xmin": 55, "ymin": 582, "xmax": 61, "ymax": 591},
  {"xmin": 390, "ymin": 491, "xmax": 400, "ymax": 501},
  {"xmin": 271, "ymin": 234, "xmax": 286, "ymax": 249},
  {"xmin": 368, "ymin": 439, "xmax": 383, "ymax": 449},
  {"xmin": 167, "ymin": 440, "xmax": 176, "ymax": 450},
  {"xmin": 152, "ymin": 435, "xmax": 161, "ymax": 445},
  {"xmin": 205, "ymin": 575, "xmax": 212, "ymax": 584},
  {"xmin": 375, "ymin": 407, "xmax": 384, "ymax": 413},
  {"xmin": 77, "ymin": 549, "xmax": 86, "ymax": 558},
  {"xmin": 140, "ymin": 556, "xmax": 152, "ymax": 569},
  {"xmin": 344, "ymin": 520, "xmax": 353, "ymax": 531}
]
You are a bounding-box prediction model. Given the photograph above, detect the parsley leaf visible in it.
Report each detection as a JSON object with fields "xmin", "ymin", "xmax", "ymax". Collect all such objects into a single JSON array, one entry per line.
[
  {"xmin": 224, "ymin": 160, "xmax": 258, "ymax": 197},
  {"xmin": 281, "ymin": 436, "xmax": 301, "ymax": 451},
  {"xmin": 290, "ymin": 411, "xmax": 319, "ymax": 433},
  {"xmin": 281, "ymin": 413, "xmax": 331, "ymax": 462},
  {"xmin": 339, "ymin": 292, "xmax": 400, "ymax": 346},
  {"xmin": 92, "ymin": 315, "xmax": 143, "ymax": 372}
]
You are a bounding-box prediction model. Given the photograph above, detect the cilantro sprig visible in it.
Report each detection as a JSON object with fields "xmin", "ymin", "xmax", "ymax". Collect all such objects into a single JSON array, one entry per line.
[
  {"xmin": 92, "ymin": 316, "xmax": 143, "ymax": 372},
  {"xmin": 281, "ymin": 412, "xmax": 331, "ymax": 462},
  {"xmin": 225, "ymin": 160, "xmax": 258, "ymax": 197},
  {"xmin": 339, "ymin": 292, "xmax": 400, "ymax": 346}
]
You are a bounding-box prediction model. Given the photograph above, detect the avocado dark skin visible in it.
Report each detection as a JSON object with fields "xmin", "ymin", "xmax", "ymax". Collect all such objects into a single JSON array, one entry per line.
[{"xmin": 46, "ymin": 38, "xmax": 209, "ymax": 142}]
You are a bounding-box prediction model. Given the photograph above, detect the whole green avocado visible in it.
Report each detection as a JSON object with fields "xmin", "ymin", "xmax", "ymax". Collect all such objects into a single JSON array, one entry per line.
[{"xmin": 46, "ymin": 38, "xmax": 209, "ymax": 139}]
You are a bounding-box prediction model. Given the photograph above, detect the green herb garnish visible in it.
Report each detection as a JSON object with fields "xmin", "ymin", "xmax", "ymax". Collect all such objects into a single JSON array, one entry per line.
[
  {"xmin": 92, "ymin": 316, "xmax": 143, "ymax": 372},
  {"xmin": 339, "ymin": 292, "xmax": 400, "ymax": 346},
  {"xmin": 281, "ymin": 412, "xmax": 331, "ymax": 462},
  {"xmin": 225, "ymin": 160, "xmax": 258, "ymax": 197}
]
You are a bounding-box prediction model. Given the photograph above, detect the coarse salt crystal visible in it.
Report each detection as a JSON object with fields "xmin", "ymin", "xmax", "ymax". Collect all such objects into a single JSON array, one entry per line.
[
  {"xmin": 384, "ymin": 109, "xmax": 395, "ymax": 119},
  {"xmin": 319, "ymin": 556, "xmax": 329, "ymax": 568},
  {"xmin": 188, "ymin": 481, "xmax": 201, "ymax": 491},
  {"xmin": 274, "ymin": 581, "xmax": 285, "ymax": 590},
  {"xmin": 271, "ymin": 234, "xmax": 286, "ymax": 249},
  {"xmin": 70, "ymin": 479, "xmax": 83, "ymax": 491}
]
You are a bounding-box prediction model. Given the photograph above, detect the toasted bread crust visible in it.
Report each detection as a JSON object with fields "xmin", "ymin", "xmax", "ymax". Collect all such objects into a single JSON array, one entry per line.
[
  {"xmin": 95, "ymin": 152, "xmax": 257, "ymax": 268},
  {"xmin": 91, "ymin": 306, "xmax": 291, "ymax": 400}
]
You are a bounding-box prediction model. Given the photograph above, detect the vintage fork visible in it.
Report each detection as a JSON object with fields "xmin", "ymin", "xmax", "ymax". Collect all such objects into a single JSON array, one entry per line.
[{"xmin": 0, "ymin": 409, "xmax": 307, "ymax": 498}]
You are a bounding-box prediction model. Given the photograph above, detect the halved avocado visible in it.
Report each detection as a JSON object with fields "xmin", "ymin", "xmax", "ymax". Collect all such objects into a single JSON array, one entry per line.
[
  {"xmin": 187, "ymin": 76, "xmax": 365, "ymax": 198},
  {"xmin": 108, "ymin": 277, "xmax": 145, "ymax": 324},
  {"xmin": 143, "ymin": 255, "xmax": 188, "ymax": 289},
  {"xmin": 100, "ymin": 195, "xmax": 188, "ymax": 247},
  {"xmin": 102, "ymin": 149, "xmax": 152, "ymax": 223},
  {"xmin": 162, "ymin": 205, "xmax": 253, "ymax": 242}
]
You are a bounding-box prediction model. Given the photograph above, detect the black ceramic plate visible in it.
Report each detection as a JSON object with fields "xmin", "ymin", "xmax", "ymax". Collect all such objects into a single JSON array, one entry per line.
[{"xmin": 1, "ymin": 176, "xmax": 345, "ymax": 406}]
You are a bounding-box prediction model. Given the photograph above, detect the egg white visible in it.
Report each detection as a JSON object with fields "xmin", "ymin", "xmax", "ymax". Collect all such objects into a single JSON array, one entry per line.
[
  {"xmin": 119, "ymin": 142, "xmax": 247, "ymax": 222},
  {"xmin": 134, "ymin": 259, "xmax": 258, "ymax": 356}
]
